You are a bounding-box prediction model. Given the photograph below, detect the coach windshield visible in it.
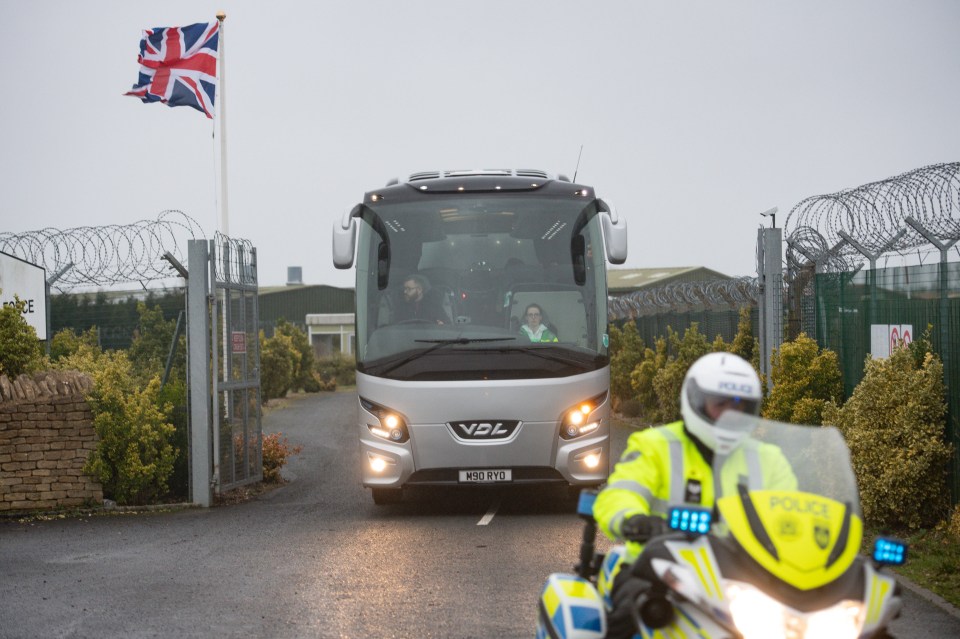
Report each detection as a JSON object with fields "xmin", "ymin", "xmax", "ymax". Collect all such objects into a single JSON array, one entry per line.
[{"xmin": 352, "ymin": 192, "xmax": 610, "ymax": 381}]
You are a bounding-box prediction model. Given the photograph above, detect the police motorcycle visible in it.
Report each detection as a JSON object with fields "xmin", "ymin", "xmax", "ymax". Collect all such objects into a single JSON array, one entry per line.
[{"xmin": 537, "ymin": 414, "xmax": 906, "ymax": 639}]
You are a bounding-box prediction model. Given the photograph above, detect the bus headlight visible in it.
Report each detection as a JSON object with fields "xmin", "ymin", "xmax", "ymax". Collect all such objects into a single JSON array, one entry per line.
[
  {"xmin": 360, "ymin": 397, "xmax": 410, "ymax": 443},
  {"xmin": 559, "ymin": 393, "xmax": 606, "ymax": 440}
]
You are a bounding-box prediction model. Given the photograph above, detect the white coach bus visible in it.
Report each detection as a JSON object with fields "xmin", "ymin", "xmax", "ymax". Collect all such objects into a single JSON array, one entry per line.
[{"xmin": 332, "ymin": 169, "xmax": 627, "ymax": 503}]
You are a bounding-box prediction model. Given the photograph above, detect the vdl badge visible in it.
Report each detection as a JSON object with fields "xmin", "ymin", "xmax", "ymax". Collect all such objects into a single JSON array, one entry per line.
[{"xmin": 459, "ymin": 469, "xmax": 512, "ymax": 483}]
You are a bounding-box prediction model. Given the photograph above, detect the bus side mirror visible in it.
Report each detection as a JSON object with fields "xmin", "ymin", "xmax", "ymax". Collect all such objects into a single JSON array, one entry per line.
[
  {"xmin": 333, "ymin": 208, "xmax": 360, "ymax": 269},
  {"xmin": 598, "ymin": 199, "xmax": 627, "ymax": 264}
]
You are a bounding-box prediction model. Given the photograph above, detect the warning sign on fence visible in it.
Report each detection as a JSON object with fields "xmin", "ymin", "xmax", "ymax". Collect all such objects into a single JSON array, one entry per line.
[
  {"xmin": 870, "ymin": 324, "xmax": 912, "ymax": 359},
  {"xmin": 231, "ymin": 331, "xmax": 247, "ymax": 354}
]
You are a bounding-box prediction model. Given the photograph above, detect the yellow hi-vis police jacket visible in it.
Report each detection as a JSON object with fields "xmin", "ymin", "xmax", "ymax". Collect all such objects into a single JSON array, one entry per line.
[{"xmin": 594, "ymin": 420, "xmax": 798, "ymax": 561}]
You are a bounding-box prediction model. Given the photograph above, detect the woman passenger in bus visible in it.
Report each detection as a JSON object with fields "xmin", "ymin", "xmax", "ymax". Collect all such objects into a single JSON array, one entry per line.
[{"xmin": 519, "ymin": 303, "xmax": 558, "ymax": 342}]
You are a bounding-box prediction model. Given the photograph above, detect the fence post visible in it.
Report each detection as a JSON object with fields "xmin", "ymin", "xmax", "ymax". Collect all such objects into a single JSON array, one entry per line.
[
  {"xmin": 757, "ymin": 226, "xmax": 783, "ymax": 385},
  {"xmin": 187, "ymin": 240, "xmax": 213, "ymax": 507},
  {"xmin": 905, "ymin": 216, "xmax": 960, "ymax": 501}
]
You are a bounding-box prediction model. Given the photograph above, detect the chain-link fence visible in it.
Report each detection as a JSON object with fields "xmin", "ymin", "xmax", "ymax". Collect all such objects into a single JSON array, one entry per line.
[
  {"xmin": 808, "ymin": 264, "xmax": 960, "ymax": 496},
  {"xmin": 785, "ymin": 162, "xmax": 960, "ymax": 501},
  {"xmin": 613, "ymin": 306, "xmax": 757, "ymax": 350},
  {"xmin": 812, "ymin": 263, "xmax": 958, "ymax": 388},
  {"xmin": 608, "ymin": 277, "xmax": 760, "ymax": 351}
]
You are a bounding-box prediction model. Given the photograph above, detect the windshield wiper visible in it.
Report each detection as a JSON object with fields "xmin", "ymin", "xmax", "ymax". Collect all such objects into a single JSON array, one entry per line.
[
  {"xmin": 512, "ymin": 344, "xmax": 597, "ymax": 368},
  {"xmin": 379, "ymin": 337, "xmax": 517, "ymax": 376},
  {"xmin": 415, "ymin": 337, "xmax": 516, "ymax": 344}
]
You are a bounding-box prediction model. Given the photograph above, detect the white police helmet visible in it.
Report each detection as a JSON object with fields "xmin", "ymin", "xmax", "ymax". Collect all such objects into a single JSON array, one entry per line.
[{"xmin": 680, "ymin": 352, "xmax": 762, "ymax": 454}]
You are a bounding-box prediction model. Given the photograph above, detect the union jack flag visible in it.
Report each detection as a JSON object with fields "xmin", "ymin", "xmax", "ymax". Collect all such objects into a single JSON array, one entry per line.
[{"xmin": 125, "ymin": 21, "xmax": 219, "ymax": 119}]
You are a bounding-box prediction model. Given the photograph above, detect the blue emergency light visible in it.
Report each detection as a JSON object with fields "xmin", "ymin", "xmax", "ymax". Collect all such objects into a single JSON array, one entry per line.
[
  {"xmin": 668, "ymin": 506, "xmax": 712, "ymax": 534},
  {"xmin": 872, "ymin": 538, "xmax": 908, "ymax": 566},
  {"xmin": 577, "ymin": 489, "xmax": 598, "ymax": 518}
]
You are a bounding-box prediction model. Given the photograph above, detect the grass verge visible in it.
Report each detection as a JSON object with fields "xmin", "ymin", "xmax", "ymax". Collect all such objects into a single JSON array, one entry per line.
[{"xmin": 866, "ymin": 526, "xmax": 960, "ymax": 609}]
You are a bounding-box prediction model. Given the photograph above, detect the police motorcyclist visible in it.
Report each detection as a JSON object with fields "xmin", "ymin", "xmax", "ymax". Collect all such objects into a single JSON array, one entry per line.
[{"xmin": 593, "ymin": 352, "xmax": 797, "ymax": 638}]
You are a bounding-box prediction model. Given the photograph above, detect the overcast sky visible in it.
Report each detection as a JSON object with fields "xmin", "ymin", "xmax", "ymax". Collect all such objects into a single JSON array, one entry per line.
[{"xmin": 1, "ymin": 1, "xmax": 958, "ymax": 289}]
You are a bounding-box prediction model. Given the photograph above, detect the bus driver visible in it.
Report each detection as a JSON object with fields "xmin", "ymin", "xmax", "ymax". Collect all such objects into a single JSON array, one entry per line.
[{"xmin": 394, "ymin": 275, "xmax": 449, "ymax": 325}]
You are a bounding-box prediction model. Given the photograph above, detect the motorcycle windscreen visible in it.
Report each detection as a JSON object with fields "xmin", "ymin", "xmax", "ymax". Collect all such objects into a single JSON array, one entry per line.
[{"xmin": 711, "ymin": 415, "xmax": 865, "ymax": 592}]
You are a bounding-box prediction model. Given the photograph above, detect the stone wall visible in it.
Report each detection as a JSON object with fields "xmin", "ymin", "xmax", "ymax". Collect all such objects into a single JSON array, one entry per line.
[{"xmin": 0, "ymin": 371, "xmax": 103, "ymax": 512}]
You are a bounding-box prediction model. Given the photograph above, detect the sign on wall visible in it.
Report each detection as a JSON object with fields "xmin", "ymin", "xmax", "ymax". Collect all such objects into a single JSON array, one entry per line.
[
  {"xmin": 0, "ymin": 251, "xmax": 47, "ymax": 340},
  {"xmin": 870, "ymin": 324, "xmax": 912, "ymax": 359}
]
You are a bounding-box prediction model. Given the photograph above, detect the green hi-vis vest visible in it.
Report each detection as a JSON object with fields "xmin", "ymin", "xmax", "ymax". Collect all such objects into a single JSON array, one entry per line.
[{"xmin": 593, "ymin": 420, "xmax": 797, "ymax": 560}]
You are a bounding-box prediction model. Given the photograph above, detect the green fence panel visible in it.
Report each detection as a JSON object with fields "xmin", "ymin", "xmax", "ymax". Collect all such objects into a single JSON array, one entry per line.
[
  {"xmin": 814, "ymin": 262, "xmax": 959, "ymax": 501},
  {"xmin": 623, "ymin": 307, "xmax": 756, "ymax": 355}
]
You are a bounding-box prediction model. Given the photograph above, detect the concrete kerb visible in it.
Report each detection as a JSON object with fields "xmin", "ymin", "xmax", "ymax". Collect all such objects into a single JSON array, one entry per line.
[
  {"xmin": 894, "ymin": 572, "xmax": 960, "ymax": 620},
  {"xmin": 0, "ymin": 501, "xmax": 199, "ymax": 522}
]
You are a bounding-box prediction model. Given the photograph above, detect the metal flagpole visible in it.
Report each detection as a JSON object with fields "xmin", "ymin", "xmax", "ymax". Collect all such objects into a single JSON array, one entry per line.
[
  {"xmin": 214, "ymin": 11, "xmax": 229, "ymax": 495},
  {"xmin": 216, "ymin": 11, "xmax": 229, "ymax": 237}
]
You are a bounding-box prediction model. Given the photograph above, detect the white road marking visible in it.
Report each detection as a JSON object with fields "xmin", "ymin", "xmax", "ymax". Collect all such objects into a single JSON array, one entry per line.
[{"xmin": 477, "ymin": 498, "xmax": 501, "ymax": 526}]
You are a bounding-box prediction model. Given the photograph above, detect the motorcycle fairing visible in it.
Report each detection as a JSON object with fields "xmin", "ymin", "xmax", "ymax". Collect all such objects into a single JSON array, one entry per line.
[
  {"xmin": 537, "ymin": 573, "xmax": 606, "ymax": 639},
  {"xmin": 718, "ymin": 488, "xmax": 863, "ymax": 591},
  {"xmin": 597, "ymin": 545, "xmax": 628, "ymax": 604},
  {"xmin": 635, "ymin": 605, "xmax": 718, "ymax": 639},
  {"xmin": 660, "ymin": 536, "xmax": 727, "ymax": 609},
  {"xmin": 860, "ymin": 561, "xmax": 903, "ymax": 635}
]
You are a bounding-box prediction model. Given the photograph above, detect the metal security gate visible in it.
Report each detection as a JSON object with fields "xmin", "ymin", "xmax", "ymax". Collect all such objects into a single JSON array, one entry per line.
[{"xmin": 187, "ymin": 236, "xmax": 261, "ymax": 506}]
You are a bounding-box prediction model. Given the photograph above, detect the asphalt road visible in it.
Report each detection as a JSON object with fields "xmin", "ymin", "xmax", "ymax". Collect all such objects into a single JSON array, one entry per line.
[{"xmin": 1, "ymin": 390, "xmax": 959, "ymax": 638}]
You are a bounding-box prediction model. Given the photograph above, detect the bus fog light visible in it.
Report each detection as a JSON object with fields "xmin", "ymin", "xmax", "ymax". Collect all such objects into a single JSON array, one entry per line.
[
  {"xmin": 367, "ymin": 453, "xmax": 396, "ymax": 474},
  {"xmin": 574, "ymin": 448, "xmax": 603, "ymax": 469}
]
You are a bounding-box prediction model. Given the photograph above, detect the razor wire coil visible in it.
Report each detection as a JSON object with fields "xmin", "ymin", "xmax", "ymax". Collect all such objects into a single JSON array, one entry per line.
[
  {"xmin": 0, "ymin": 211, "xmax": 205, "ymax": 291},
  {"xmin": 212, "ymin": 231, "xmax": 257, "ymax": 286},
  {"xmin": 784, "ymin": 162, "xmax": 960, "ymax": 271},
  {"xmin": 608, "ymin": 277, "xmax": 761, "ymax": 320}
]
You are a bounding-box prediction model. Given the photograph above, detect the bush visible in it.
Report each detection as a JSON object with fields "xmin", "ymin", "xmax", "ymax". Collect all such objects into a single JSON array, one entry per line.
[
  {"xmin": 729, "ymin": 306, "xmax": 759, "ymax": 367},
  {"xmin": 629, "ymin": 335, "xmax": 667, "ymax": 420},
  {"xmin": 259, "ymin": 329, "xmax": 296, "ymax": 402},
  {"xmin": 619, "ymin": 398, "xmax": 642, "ymax": 418},
  {"xmin": 274, "ymin": 319, "xmax": 315, "ymax": 392},
  {"xmin": 609, "ymin": 322, "xmax": 645, "ymax": 410},
  {"xmin": 316, "ymin": 352, "xmax": 356, "ymax": 388},
  {"xmin": 651, "ymin": 323, "xmax": 712, "ymax": 422},
  {"xmin": 0, "ymin": 294, "xmax": 44, "ymax": 378},
  {"xmin": 51, "ymin": 336, "xmax": 179, "ymax": 505},
  {"xmin": 49, "ymin": 327, "xmax": 99, "ymax": 363},
  {"xmin": 128, "ymin": 304, "xmax": 188, "ymax": 498},
  {"xmin": 82, "ymin": 354, "xmax": 178, "ymax": 505},
  {"xmin": 261, "ymin": 432, "xmax": 303, "ymax": 482},
  {"xmin": 763, "ymin": 333, "xmax": 843, "ymax": 425},
  {"xmin": 947, "ymin": 504, "xmax": 960, "ymax": 540},
  {"xmin": 128, "ymin": 302, "xmax": 184, "ymax": 386},
  {"xmin": 822, "ymin": 347, "xmax": 952, "ymax": 529}
]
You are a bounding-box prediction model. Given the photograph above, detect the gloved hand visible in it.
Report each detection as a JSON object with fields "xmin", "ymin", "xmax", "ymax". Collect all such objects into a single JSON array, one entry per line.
[
  {"xmin": 606, "ymin": 574, "xmax": 650, "ymax": 639},
  {"xmin": 620, "ymin": 514, "xmax": 668, "ymax": 543}
]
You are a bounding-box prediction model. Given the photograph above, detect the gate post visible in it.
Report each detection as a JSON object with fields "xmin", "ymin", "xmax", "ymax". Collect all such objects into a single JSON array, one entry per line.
[
  {"xmin": 188, "ymin": 240, "xmax": 213, "ymax": 507},
  {"xmin": 757, "ymin": 226, "xmax": 783, "ymax": 387}
]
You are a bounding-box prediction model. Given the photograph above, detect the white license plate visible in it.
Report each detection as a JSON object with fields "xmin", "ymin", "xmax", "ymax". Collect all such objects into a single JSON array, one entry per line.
[{"xmin": 458, "ymin": 469, "xmax": 512, "ymax": 483}]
